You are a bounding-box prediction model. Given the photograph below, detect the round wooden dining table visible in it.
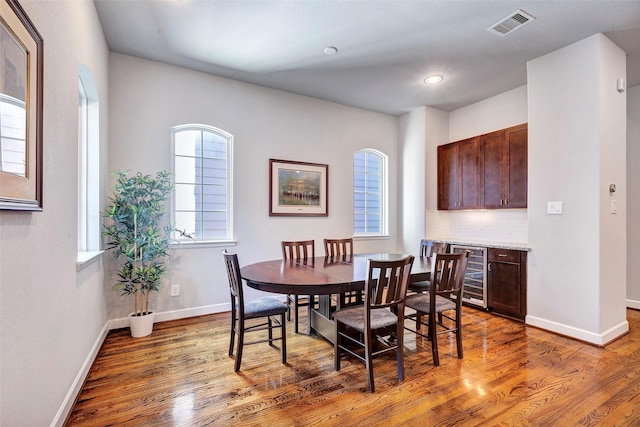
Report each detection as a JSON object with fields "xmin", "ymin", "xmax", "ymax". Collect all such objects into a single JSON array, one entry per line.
[{"xmin": 240, "ymin": 253, "xmax": 431, "ymax": 343}]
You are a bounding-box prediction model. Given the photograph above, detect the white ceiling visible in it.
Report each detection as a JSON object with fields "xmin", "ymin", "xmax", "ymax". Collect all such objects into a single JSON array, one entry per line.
[{"xmin": 94, "ymin": 0, "xmax": 640, "ymax": 116}]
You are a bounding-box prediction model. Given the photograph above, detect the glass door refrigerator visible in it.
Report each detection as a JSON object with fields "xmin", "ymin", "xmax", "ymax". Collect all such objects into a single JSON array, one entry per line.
[{"xmin": 449, "ymin": 245, "xmax": 487, "ymax": 309}]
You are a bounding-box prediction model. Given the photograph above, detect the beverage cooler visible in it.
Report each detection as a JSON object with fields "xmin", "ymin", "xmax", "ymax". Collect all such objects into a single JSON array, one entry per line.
[{"xmin": 449, "ymin": 245, "xmax": 487, "ymax": 308}]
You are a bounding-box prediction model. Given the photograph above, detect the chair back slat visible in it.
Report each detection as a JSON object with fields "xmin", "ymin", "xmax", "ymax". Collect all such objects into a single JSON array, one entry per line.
[
  {"xmin": 419, "ymin": 239, "xmax": 448, "ymax": 258},
  {"xmin": 223, "ymin": 250, "xmax": 244, "ymax": 307},
  {"xmin": 366, "ymin": 256, "xmax": 414, "ymax": 310},
  {"xmin": 281, "ymin": 240, "xmax": 315, "ymax": 261},
  {"xmin": 324, "ymin": 238, "xmax": 353, "ymax": 260},
  {"xmin": 430, "ymin": 251, "xmax": 470, "ymax": 297}
]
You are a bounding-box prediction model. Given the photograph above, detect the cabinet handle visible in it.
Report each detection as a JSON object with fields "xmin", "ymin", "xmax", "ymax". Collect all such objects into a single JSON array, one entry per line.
[
  {"xmin": 488, "ymin": 263, "xmax": 492, "ymax": 271},
  {"xmin": 498, "ymin": 254, "xmax": 508, "ymax": 257}
]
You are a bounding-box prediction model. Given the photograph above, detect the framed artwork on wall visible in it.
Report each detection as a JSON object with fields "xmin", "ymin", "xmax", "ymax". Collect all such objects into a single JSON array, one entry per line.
[
  {"xmin": 0, "ymin": 0, "xmax": 43, "ymax": 211},
  {"xmin": 269, "ymin": 158, "xmax": 328, "ymax": 217}
]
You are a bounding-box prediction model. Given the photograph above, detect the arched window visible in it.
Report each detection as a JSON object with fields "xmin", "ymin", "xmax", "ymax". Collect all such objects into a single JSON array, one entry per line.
[
  {"xmin": 77, "ymin": 65, "xmax": 100, "ymax": 266},
  {"xmin": 171, "ymin": 124, "xmax": 233, "ymax": 242},
  {"xmin": 353, "ymin": 149, "xmax": 387, "ymax": 236}
]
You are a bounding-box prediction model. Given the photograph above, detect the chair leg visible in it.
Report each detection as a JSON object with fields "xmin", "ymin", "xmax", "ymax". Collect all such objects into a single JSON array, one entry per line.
[
  {"xmin": 294, "ymin": 296, "xmax": 299, "ymax": 333},
  {"xmin": 430, "ymin": 311, "xmax": 439, "ymax": 366},
  {"xmin": 228, "ymin": 312, "xmax": 236, "ymax": 357},
  {"xmin": 287, "ymin": 294, "xmax": 292, "ymax": 321},
  {"xmin": 280, "ymin": 313, "xmax": 287, "ymax": 365},
  {"xmin": 365, "ymin": 330, "xmax": 375, "ymax": 393},
  {"xmin": 396, "ymin": 325, "xmax": 404, "ymax": 382},
  {"xmin": 334, "ymin": 321, "xmax": 342, "ymax": 371},
  {"xmin": 268, "ymin": 316, "xmax": 274, "ymax": 347},
  {"xmin": 396, "ymin": 322, "xmax": 404, "ymax": 381},
  {"xmin": 455, "ymin": 308, "xmax": 463, "ymax": 359},
  {"xmin": 234, "ymin": 320, "xmax": 245, "ymax": 372}
]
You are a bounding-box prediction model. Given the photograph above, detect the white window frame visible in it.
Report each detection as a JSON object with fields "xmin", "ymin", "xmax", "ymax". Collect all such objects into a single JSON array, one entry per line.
[
  {"xmin": 170, "ymin": 124, "xmax": 234, "ymax": 247},
  {"xmin": 353, "ymin": 148, "xmax": 388, "ymax": 238},
  {"xmin": 77, "ymin": 65, "xmax": 102, "ymax": 269}
]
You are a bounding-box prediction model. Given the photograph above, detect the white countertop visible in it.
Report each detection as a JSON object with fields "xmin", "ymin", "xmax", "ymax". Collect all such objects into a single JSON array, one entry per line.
[{"xmin": 425, "ymin": 238, "xmax": 530, "ymax": 251}]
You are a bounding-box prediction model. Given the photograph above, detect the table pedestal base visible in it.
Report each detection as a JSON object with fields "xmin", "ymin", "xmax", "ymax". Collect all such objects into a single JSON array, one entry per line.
[{"xmin": 310, "ymin": 294, "xmax": 350, "ymax": 344}]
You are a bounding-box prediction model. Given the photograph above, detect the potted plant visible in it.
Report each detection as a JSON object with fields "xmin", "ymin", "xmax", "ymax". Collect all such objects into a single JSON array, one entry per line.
[{"xmin": 103, "ymin": 170, "xmax": 188, "ymax": 337}]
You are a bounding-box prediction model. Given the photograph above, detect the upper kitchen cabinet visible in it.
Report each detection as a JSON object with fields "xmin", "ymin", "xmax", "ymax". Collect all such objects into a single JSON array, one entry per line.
[
  {"xmin": 438, "ymin": 124, "xmax": 527, "ymax": 211},
  {"xmin": 480, "ymin": 124, "xmax": 528, "ymax": 209},
  {"xmin": 437, "ymin": 137, "xmax": 481, "ymax": 210}
]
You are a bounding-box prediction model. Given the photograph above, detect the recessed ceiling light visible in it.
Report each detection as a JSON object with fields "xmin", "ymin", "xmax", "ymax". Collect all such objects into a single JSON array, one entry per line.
[
  {"xmin": 324, "ymin": 46, "xmax": 338, "ymax": 55},
  {"xmin": 424, "ymin": 75, "xmax": 443, "ymax": 84}
]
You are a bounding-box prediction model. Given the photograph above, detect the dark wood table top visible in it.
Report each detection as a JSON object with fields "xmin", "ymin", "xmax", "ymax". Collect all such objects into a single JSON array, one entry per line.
[{"xmin": 241, "ymin": 253, "xmax": 430, "ymax": 295}]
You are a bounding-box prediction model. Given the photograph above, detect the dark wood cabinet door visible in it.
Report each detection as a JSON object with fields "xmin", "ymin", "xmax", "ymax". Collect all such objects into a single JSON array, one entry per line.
[
  {"xmin": 488, "ymin": 261, "xmax": 521, "ymax": 316},
  {"xmin": 480, "ymin": 130, "xmax": 505, "ymax": 209},
  {"xmin": 437, "ymin": 124, "xmax": 526, "ymax": 211},
  {"xmin": 437, "ymin": 143, "xmax": 459, "ymax": 210},
  {"xmin": 458, "ymin": 137, "xmax": 481, "ymax": 209},
  {"xmin": 487, "ymin": 249, "xmax": 527, "ymax": 321},
  {"xmin": 505, "ymin": 124, "xmax": 528, "ymax": 208}
]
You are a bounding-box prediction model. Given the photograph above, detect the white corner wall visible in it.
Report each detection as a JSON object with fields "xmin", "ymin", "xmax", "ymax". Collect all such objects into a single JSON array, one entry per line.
[
  {"xmin": 627, "ymin": 86, "xmax": 640, "ymax": 308},
  {"xmin": 108, "ymin": 53, "xmax": 400, "ymax": 319},
  {"xmin": 0, "ymin": 1, "xmax": 110, "ymax": 426},
  {"xmin": 399, "ymin": 107, "xmax": 428, "ymax": 251},
  {"xmin": 527, "ymin": 34, "xmax": 628, "ymax": 344},
  {"xmin": 399, "ymin": 106, "xmax": 449, "ymax": 252}
]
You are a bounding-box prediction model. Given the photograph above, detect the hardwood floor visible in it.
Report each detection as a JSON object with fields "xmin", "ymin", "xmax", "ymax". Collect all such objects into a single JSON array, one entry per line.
[{"xmin": 66, "ymin": 308, "xmax": 640, "ymax": 426}]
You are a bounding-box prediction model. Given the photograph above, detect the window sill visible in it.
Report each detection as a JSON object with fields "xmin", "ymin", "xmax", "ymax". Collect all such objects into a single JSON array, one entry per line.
[
  {"xmin": 353, "ymin": 234, "xmax": 390, "ymax": 241},
  {"xmin": 170, "ymin": 239, "xmax": 238, "ymax": 249},
  {"xmin": 76, "ymin": 250, "xmax": 104, "ymax": 271}
]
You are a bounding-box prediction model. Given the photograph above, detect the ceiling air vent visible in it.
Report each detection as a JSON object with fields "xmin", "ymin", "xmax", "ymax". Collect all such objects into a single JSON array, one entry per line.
[{"xmin": 487, "ymin": 9, "xmax": 535, "ymax": 37}]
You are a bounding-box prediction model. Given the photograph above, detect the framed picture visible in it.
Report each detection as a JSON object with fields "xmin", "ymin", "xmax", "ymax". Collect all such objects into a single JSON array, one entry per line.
[
  {"xmin": 269, "ymin": 158, "xmax": 328, "ymax": 217},
  {"xmin": 0, "ymin": 0, "xmax": 43, "ymax": 210}
]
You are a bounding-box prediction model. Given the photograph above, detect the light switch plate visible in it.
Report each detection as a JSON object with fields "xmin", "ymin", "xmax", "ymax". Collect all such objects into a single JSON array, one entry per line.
[{"xmin": 547, "ymin": 201, "xmax": 562, "ymax": 215}]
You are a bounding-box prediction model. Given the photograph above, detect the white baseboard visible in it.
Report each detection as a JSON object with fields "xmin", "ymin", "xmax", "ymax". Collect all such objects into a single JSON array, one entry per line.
[
  {"xmin": 108, "ymin": 303, "xmax": 232, "ymax": 330},
  {"xmin": 525, "ymin": 315, "xmax": 629, "ymax": 346},
  {"xmin": 627, "ymin": 298, "xmax": 640, "ymax": 310},
  {"xmin": 50, "ymin": 322, "xmax": 110, "ymax": 427},
  {"xmin": 52, "ymin": 302, "xmax": 232, "ymax": 427}
]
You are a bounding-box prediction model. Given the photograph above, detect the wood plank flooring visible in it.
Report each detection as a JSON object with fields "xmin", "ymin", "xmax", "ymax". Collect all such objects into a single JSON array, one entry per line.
[{"xmin": 65, "ymin": 307, "xmax": 640, "ymax": 426}]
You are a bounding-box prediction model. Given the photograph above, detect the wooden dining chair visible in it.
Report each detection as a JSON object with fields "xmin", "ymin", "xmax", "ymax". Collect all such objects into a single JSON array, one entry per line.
[
  {"xmin": 323, "ymin": 238, "xmax": 353, "ymax": 260},
  {"xmin": 281, "ymin": 240, "xmax": 315, "ymax": 333},
  {"xmin": 404, "ymin": 250, "xmax": 469, "ymax": 366},
  {"xmin": 408, "ymin": 240, "xmax": 448, "ymax": 294},
  {"xmin": 223, "ymin": 250, "xmax": 287, "ymax": 372},
  {"xmin": 324, "ymin": 238, "xmax": 358, "ymax": 306},
  {"xmin": 334, "ymin": 255, "xmax": 414, "ymax": 392}
]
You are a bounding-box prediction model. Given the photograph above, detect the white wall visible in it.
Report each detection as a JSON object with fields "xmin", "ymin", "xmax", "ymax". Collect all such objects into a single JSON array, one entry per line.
[
  {"xmin": 107, "ymin": 53, "xmax": 400, "ymax": 319},
  {"xmin": 425, "ymin": 86, "xmax": 529, "ymax": 243},
  {"xmin": 399, "ymin": 107, "xmax": 427, "ymax": 252},
  {"xmin": 627, "ymin": 86, "xmax": 640, "ymax": 307},
  {"xmin": 527, "ymin": 34, "xmax": 628, "ymax": 344},
  {"xmin": 0, "ymin": 1, "xmax": 110, "ymax": 426},
  {"xmin": 399, "ymin": 106, "xmax": 449, "ymax": 252}
]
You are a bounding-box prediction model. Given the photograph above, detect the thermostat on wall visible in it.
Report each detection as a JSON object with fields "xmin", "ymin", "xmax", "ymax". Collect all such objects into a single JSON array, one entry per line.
[{"xmin": 547, "ymin": 201, "xmax": 563, "ymax": 215}]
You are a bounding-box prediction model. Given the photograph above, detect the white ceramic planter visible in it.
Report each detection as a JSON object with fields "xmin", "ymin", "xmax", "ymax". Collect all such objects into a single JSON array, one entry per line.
[{"xmin": 129, "ymin": 311, "xmax": 155, "ymax": 338}]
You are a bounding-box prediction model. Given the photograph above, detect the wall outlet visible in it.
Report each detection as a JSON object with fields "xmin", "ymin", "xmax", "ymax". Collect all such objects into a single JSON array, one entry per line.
[{"xmin": 171, "ymin": 284, "xmax": 180, "ymax": 297}]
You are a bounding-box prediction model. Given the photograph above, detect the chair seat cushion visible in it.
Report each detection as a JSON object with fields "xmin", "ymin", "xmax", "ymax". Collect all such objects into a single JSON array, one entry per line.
[
  {"xmin": 243, "ymin": 297, "xmax": 288, "ymax": 318},
  {"xmin": 333, "ymin": 306, "xmax": 398, "ymax": 332},
  {"xmin": 406, "ymin": 293, "xmax": 456, "ymax": 313},
  {"xmin": 408, "ymin": 280, "xmax": 431, "ymax": 292}
]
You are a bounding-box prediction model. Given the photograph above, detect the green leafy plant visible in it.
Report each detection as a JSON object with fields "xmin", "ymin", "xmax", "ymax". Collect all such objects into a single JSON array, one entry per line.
[{"xmin": 103, "ymin": 170, "xmax": 189, "ymax": 317}]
